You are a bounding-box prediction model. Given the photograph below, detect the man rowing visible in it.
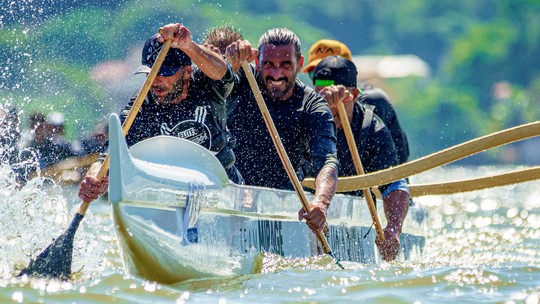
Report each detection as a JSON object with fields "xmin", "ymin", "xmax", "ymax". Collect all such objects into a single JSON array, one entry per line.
[
  {"xmin": 312, "ymin": 56, "xmax": 410, "ymax": 261},
  {"xmin": 222, "ymin": 28, "xmax": 340, "ymax": 234},
  {"xmin": 303, "ymin": 39, "xmax": 410, "ymax": 164},
  {"xmin": 78, "ymin": 23, "xmax": 242, "ymax": 202}
]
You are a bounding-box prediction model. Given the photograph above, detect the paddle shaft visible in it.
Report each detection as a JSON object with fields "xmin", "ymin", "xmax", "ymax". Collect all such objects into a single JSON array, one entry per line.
[
  {"xmin": 302, "ymin": 120, "xmax": 540, "ymax": 192},
  {"xmin": 77, "ymin": 39, "xmax": 173, "ymax": 216},
  {"xmin": 240, "ymin": 61, "xmax": 335, "ymax": 257},
  {"xmin": 336, "ymin": 100, "xmax": 385, "ymax": 241},
  {"xmin": 408, "ymin": 165, "xmax": 540, "ymax": 196}
]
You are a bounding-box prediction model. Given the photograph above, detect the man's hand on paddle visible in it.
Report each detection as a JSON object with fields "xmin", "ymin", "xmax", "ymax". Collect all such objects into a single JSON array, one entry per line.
[
  {"xmin": 299, "ymin": 166, "xmax": 337, "ymax": 233},
  {"xmin": 375, "ymin": 227, "xmax": 401, "ymax": 262},
  {"xmin": 318, "ymin": 85, "xmax": 356, "ymax": 129},
  {"xmin": 78, "ymin": 161, "xmax": 109, "ymax": 202},
  {"xmin": 375, "ymin": 189, "xmax": 410, "ymax": 261},
  {"xmin": 298, "ymin": 200, "xmax": 328, "ymax": 233},
  {"xmin": 225, "ymin": 39, "xmax": 258, "ymax": 68},
  {"xmin": 157, "ymin": 23, "xmax": 193, "ymax": 51}
]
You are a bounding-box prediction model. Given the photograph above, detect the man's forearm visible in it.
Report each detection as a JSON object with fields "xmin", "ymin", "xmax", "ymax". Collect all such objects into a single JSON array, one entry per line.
[
  {"xmin": 183, "ymin": 41, "xmax": 227, "ymax": 80},
  {"xmin": 312, "ymin": 166, "xmax": 338, "ymax": 208},
  {"xmin": 383, "ymin": 189, "xmax": 409, "ymax": 233}
]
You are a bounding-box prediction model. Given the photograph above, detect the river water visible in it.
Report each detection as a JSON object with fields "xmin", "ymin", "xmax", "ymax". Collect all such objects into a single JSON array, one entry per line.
[{"xmin": 1, "ymin": 165, "xmax": 539, "ymax": 303}]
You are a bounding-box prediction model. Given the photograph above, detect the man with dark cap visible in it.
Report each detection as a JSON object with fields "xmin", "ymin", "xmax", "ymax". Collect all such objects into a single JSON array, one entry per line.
[
  {"xmin": 304, "ymin": 39, "xmax": 410, "ymax": 165},
  {"xmin": 311, "ymin": 55, "xmax": 410, "ymax": 261},
  {"xmin": 78, "ymin": 23, "xmax": 241, "ymax": 203}
]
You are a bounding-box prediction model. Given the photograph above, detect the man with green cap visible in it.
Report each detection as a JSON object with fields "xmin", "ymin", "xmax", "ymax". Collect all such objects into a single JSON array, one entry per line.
[{"xmin": 311, "ymin": 55, "xmax": 410, "ymax": 261}]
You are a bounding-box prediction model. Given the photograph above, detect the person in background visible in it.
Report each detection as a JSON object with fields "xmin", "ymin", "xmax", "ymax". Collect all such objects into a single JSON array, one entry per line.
[
  {"xmin": 24, "ymin": 111, "xmax": 79, "ymax": 170},
  {"xmin": 303, "ymin": 39, "xmax": 410, "ymax": 164},
  {"xmin": 312, "ymin": 56, "xmax": 410, "ymax": 261},
  {"xmin": 0, "ymin": 104, "xmax": 21, "ymax": 152},
  {"xmin": 18, "ymin": 112, "xmax": 45, "ymax": 149},
  {"xmin": 303, "ymin": 39, "xmax": 353, "ymax": 80},
  {"xmin": 225, "ymin": 28, "xmax": 340, "ymax": 234},
  {"xmin": 0, "ymin": 104, "xmax": 29, "ymax": 186},
  {"xmin": 78, "ymin": 23, "xmax": 241, "ymax": 204},
  {"xmin": 79, "ymin": 121, "xmax": 108, "ymax": 154},
  {"xmin": 202, "ymin": 26, "xmax": 245, "ymax": 150},
  {"xmin": 203, "ymin": 26, "xmax": 243, "ymax": 65},
  {"xmin": 29, "ymin": 112, "xmax": 47, "ymax": 134}
]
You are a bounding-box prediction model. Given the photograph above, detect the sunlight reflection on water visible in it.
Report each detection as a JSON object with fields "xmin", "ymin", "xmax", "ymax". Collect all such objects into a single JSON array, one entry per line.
[{"xmin": 0, "ymin": 165, "xmax": 539, "ymax": 303}]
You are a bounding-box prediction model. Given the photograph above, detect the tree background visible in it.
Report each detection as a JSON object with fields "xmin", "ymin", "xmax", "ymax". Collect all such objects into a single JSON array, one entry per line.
[{"xmin": 2, "ymin": 0, "xmax": 539, "ymax": 164}]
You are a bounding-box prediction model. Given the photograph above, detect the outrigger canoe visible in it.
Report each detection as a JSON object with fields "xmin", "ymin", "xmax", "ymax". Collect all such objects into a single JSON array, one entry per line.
[{"xmin": 107, "ymin": 114, "xmax": 427, "ymax": 284}]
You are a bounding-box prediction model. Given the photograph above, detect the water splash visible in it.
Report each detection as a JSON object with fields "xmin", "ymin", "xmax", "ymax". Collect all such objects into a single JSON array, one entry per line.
[
  {"xmin": 0, "ymin": 166, "xmax": 70, "ymax": 277},
  {"xmin": 0, "ymin": 157, "xmax": 121, "ymax": 282}
]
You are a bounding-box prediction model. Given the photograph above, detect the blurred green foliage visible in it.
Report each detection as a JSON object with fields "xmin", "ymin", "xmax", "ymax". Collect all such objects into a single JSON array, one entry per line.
[{"xmin": 1, "ymin": 0, "xmax": 539, "ymax": 164}]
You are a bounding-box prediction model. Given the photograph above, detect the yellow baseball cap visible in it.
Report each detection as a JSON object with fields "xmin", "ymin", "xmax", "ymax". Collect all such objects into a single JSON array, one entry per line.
[{"xmin": 303, "ymin": 39, "xmax": 352, "ymax": 73}]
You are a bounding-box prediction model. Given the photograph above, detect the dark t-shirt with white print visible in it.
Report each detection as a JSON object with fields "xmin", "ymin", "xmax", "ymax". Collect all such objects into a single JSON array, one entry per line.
[{"xmin": 120, "ymin": 65, "xmax": 236, "ymax": 170}]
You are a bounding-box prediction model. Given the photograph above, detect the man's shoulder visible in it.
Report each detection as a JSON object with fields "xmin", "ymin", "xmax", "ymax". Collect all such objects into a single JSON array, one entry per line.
[
  {"xmin": 294, "ymin": 79, "xmax": 324, "ymax": 103},
  {"xmin": 353, "ymin": 102, "xmax": 388, "ymax": 131},
  {"xmin": 360, "ymin": 87, "xmax": 391, "ymax": 103},
  {"xmin": 192, "ymin": 65, "xmax": 234, "ymax": 84}
]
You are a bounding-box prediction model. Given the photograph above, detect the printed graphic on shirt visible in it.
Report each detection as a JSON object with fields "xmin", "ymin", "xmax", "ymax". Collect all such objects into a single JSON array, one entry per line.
[{"xmin": 160, "ymin": 106, "xmax": 212, "ymax": 149}]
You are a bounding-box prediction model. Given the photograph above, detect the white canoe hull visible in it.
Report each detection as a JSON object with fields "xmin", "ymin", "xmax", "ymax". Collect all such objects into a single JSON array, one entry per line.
[{"xmin": 107, "ymin": 114, "xmax": 427, "ymax": 283}]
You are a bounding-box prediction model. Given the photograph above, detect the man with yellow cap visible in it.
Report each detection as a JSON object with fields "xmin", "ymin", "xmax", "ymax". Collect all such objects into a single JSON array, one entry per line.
[{"xmin": 303, "ymin": 39, "xmax": 353, "ymax": 78}]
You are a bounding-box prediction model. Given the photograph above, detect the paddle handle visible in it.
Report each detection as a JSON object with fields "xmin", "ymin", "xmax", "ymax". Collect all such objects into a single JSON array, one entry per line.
[
  {"xmin": 336, "ymin": 101, "xmax": 385, "ymax": 241},
  {"xmin": 77, "ymin": 39, "xmax": 173, "ymax": 216},
  {"xmin": 241, "ymin": 61, "xmax": 334, "ymax": 256}
]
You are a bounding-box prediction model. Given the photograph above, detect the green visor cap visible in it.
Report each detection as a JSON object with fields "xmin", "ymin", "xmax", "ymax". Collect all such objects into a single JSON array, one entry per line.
[{"xmin": 314, "ymin": 79, "xmax": 336, "ymax": 86}]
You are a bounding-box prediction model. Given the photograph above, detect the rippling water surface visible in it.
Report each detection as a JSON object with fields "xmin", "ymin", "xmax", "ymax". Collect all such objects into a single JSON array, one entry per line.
[{"xmin": 1, "ymin": 165, "xmax": 539, "ymax": 303}]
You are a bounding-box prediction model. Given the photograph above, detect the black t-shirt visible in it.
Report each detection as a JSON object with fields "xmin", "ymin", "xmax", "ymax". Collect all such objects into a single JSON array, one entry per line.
[
  {"xmin": 120, "ymin": 65, "xmax": 236, "ymax": 169},
  {"xmin": 359, "ymin": 88, "xmax": 409, "ymax": 164},
  {"xmin": 337, "ymin": 102, "xmax": 399, "ymax": 196},
  {"xmin": 228, "ymin": 65, "xmax": 339, "ymax": 190}
]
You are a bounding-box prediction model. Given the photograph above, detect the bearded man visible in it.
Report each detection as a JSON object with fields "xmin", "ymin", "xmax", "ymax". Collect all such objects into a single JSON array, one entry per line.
[
  {"xmin": 78, "ymin": 24, "xmax": 241, "ymax": 203},
  {"xmin": 224, "ymin": 28, "xmax": 340, "ymax": 234}
]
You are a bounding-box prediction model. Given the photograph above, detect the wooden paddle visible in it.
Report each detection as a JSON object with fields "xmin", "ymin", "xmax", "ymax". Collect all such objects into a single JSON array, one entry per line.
[
  {"xmin": 18, "ymin": 38, "xmax": 173, "ymax": 280},
  {"xmin": 302, "ymin": 121, "xmax": 540, "ymax": 192},
  {"xmin": 367, "ymin": 165, "xmax": 540, "ymax": 199},
  {"xmin": 335, "ymin": 99, "xmax": 385, "ymax": 241},
  {"xmin": 33, "ymin": 153, "xmax": 99, "ymax": 184},
  {"xmin": 408, "ymin": 165, "xmax": 540, "ymax": 197},
  {"xmin": 241, "ymin": 61, "xmax": 343, "ymax": 269}
]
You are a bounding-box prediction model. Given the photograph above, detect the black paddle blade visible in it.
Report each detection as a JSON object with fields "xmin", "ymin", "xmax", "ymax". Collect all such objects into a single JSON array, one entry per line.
[{"xmin": 18, "ymin": 213, "xmax": 84, "ymax": 280}]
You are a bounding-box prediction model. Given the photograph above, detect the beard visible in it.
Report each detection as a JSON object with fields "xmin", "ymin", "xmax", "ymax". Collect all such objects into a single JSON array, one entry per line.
[
  {"xmin": 150, "ymin": 76, "xmax": 187, "ymax": 105},
  {"xmin": 261, "ymin": 76, "xmax": 295, "ymax": 101}
]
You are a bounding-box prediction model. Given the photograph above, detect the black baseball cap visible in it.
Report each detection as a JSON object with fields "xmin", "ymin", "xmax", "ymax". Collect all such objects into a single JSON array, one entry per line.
[
  {"xmin": 134, "ymin": 34, "xmax": 192, "ymax": 76},
  {"xmin": 312, "ymin": 55, "xmax": 357, "ymax": 88}
]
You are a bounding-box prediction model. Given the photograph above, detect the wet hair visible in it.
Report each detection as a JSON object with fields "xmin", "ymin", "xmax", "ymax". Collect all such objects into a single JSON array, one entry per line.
[
  {"xmin": 29, "ymin": 112, "xmax": 45, "ymax": 129},
  {"xmin": 258, "ymin": 28, "xmax": 302, "ymax": 61},
  {"xmin": 203, "ymin": 26, "xmax": 243, "ymax": 55}
]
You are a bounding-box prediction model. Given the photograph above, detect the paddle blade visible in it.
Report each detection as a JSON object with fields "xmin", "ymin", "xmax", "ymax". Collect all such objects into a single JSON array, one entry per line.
[{"xmin": 18, "ymin": 213, "xmax": 84, "ymax": 280}]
